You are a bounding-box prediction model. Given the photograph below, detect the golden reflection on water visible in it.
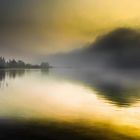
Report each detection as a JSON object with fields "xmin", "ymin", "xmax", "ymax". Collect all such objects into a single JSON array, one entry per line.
[{"xmin": 0, "ymin": 70, "xmax": 140, "ymax": 137}]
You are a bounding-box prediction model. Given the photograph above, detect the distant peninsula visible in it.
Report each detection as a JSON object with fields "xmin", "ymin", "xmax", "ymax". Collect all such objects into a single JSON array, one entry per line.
[{"xmin": 0, "ymin": 57, "xmax": 51, "ymax": 69}]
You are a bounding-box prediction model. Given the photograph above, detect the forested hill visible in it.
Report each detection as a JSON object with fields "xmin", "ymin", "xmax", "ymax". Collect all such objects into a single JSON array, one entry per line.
[{"xmin": 48, "ymin": 28, "xmax": 140, "ymax": 69}]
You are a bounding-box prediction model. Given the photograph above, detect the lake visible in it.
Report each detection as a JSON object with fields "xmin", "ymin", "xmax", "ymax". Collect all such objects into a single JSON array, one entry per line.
[{"xmin": 0, "ymin": 69, "xmax": 140, "ymax": 140}]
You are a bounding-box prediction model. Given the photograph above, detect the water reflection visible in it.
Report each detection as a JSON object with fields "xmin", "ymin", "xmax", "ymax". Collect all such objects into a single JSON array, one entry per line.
[
  {"xmin": 0, "ymin": 69, "xmax": 25, "ymax": 80},
  {"xmin": 50, "ymin": 68, "xmax": 140, "ymax": 106},
  {"xmin": 0, "ymin": 68, "xmax": 140, "ymax": 107},
  {"xmin": 0, "ymin": 69, "xmax": 25, "ymax": 88},
  {"xmin": 0, "ymin": 69, "xmax": 140, "ymax": 139},
  {"xmin": 7, "ymin": 69, "xmax": 25, "ymax": 79}
]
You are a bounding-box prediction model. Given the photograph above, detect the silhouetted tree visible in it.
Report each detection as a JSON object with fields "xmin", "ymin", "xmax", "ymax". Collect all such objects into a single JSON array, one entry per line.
[
  {"xmin": 17, "ymin": 60, "xmax": 25, "ymax": 68},
  {"xmin": 0, "ymin": 56, "xmax": 50, "ymax": 69},
  {"xmin": 40, "ymin": 62, "xmax": 50, "ymax": 69},
  {"xmin": 0, "ymin": 57, "xmax": 6, "ymax": 68}
]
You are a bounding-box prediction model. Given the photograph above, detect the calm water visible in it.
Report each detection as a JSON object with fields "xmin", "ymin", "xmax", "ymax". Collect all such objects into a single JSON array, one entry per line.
[{"xmin": 0, "ymin": 69, "xmax": 140, "ymax": 139}]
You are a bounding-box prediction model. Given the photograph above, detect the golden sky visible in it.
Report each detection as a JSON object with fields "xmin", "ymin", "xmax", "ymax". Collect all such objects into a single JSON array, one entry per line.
[{"xmin": 1, "ymin": 0, "xmax": 140, "ymax": 60}]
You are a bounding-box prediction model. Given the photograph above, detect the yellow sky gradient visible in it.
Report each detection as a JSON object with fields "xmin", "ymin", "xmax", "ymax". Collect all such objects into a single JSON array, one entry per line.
[
  {"xmin": 1, "ymin": 0, "xmax": 140, "ymax": 59},
  {"xmin": 29, "ymin": 0, "xmax": 140, "ymax": 54}
]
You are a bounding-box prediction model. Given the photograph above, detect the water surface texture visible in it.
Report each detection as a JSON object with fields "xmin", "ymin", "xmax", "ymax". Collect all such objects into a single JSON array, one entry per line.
[{"xmin": 0, "ymin": 69, "xmax": 140, "ymax": 140}]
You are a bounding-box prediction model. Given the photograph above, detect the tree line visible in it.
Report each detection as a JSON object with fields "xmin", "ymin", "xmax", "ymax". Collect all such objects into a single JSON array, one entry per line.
[{"xmin": 0, "ymin": 57, "xmax": 50, "ymax": 69}]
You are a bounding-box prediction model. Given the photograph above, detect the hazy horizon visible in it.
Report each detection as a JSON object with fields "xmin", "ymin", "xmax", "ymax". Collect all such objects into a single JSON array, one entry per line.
[
  {"xmin": 1, "ymin": 0, "xmax": 140, "ymax": 62},
  {"xmin": 1, "ymin": 1, "xmax": 140, "ymax": 140}
]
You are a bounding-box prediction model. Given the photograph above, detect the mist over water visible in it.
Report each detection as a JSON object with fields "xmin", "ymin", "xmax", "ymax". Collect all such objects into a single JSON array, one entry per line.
[
  {"xmin": 0, "ymin": 69, "xmax": 140, "ymax": 139},
  {"xmin": 1, "ymin": 0, "xmax": 140, "ymax": 139}
]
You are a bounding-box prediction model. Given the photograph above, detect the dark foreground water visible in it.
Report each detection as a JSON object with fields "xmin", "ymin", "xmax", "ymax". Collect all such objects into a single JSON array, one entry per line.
[{"xmin": 0, "ymin": 69, "xmax": 140, "ymax": 140}]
